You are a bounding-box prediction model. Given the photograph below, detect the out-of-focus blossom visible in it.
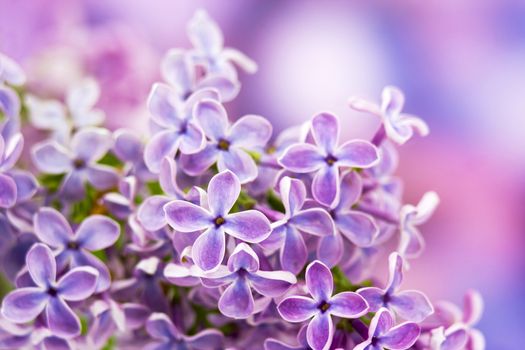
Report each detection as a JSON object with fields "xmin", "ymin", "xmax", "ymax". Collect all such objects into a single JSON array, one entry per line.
[{"xmin": 0, "ymin": 133, "xmax": 24, "ymax": 208}]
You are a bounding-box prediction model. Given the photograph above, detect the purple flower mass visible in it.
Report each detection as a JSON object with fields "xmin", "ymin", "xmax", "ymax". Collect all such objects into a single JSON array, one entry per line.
[{"xmin": 0, "ymin": 9, "xmax": 485, "ymax": 350}]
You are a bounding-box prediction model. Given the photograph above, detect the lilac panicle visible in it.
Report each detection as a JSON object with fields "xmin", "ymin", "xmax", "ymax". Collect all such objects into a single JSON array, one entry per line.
[
  {"xmin": 279, "ymin": 112, "xmax": 379, "ymax": 207},
  {"xmin": 0, "ymin": 12, "xmax": 484, "ymax": 350},
  {"xmin": 278, "ymin": 260, "xmax": 368, "ymax": 350},
  {"xmin": 1, "ymin": 244, "xmax": 98, "ymax": 338}
]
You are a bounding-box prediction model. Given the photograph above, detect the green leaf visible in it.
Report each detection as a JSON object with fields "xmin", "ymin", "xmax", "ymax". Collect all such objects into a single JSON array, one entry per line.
[
  {"xmin": 38, "ymin": 173, "xmax": 65, "ymax": 193},
  {"xmin": 102, "ymin": 336, "xmax": 117, "ymax": 350},
  {"xmin": 146, "ymin": 181, "xmax": 164, "ymax": 195},
  {"xmin": 70, "ymin": 184, "xmax": 98, "ymax": 223},
  {"xmin": 231, "ymin": 191, "xmax": 257, "ymax": 212},
  {"xmin": 246, "ymin": 150, "xmax": 262, "ymax": 163},
  {"xmin": 266, "ymin": 189, "xmax": 285, "ymax": 213},
  {"xmin": 98, "ymin": 152, "xmax": 124, "ymax": 168}
]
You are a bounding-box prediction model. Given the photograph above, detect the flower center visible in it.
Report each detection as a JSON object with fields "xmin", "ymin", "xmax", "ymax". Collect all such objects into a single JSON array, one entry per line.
[
  {"xmin": 382, "ymin": 293, "xmax": 391, "ymax": 306},
  {"xmin": 214, "ymin": 216, "xmax": 225, "ymax": 227},
  {"xmin": 325, "ymin": 155, "xmax": 337, "ymax": 166},
  {"xmin": 73, "ymin": 158, "xmax": 86, "ymax": 169},
  {"xmin": 67, "ymin": 241, "xmax": 79, "ymax": 250},
  {"xmin": 217, "ymin": 139, "xmax": 230, "ymax": 151},
  {"xmin": 317, "ymin": 300, "xmax": 331, "ymax": 313},
  {"xmin": 47, "ymin": 287, "xmax": 58, "ymax": 297}
]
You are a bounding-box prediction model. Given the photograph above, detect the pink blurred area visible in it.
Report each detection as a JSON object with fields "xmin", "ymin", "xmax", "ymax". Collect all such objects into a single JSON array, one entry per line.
[{"xmin": 1, "ymin": 0, "xmax": 524, "ymax": 347}]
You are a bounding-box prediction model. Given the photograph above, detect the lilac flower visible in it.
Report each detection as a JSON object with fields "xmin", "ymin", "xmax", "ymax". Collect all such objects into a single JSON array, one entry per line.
[
  {"xmin": 201, "ymin": 243, "xmax": 296, "ymax": 319},
  {"xmin": 187, "ymin": 10, "xmax": 258, "ymax": 80},
  {"xmin": 357, "ymin": 252, "xmax": 433, "ymax": 322},
  {"xmin": 260, "ymin": 176, "xmax": 334, "ymax": 273},
  {"xmin": 145, "ymin": 312, "xmax": 223, "ymax": 350},
  {"xmin": 349, "ymin": 86, "xmax": 429, "ymax": 145},
  {"xmin": 278, "ymin": 261, "xmax": 369, "ymax": 350},
  {"xmin": 0, "ymin": 133, "xmax": 24, "ymax": 208},
  {"xmin": 161, "ymin": 48, "xmax": 240, "ymax": 102},
  {"xmin": 144, "ymin": 83, "xmax": 211, "ymax": 173},
  {"xmin": 31, "ymin": 127, "xmax": 118, "ymax": 199},
  {"xmin": 1, "ymin": 244, "xmax": 98, "ymax": 338},
  {"xmin": 113, "ymin": 129, "xmax": 155, "ymax": 181},
  {"xmin": 164, "ymin": 170, "xmax": 271, "ymax": 271},
  {"xmin": 264, "ymin": 324, "xmax": 309, "ymax": 350},
  {"xmin": 429, "ymin": 325, "xmax": 469, "ymax": 350},
  {"xmin": 0, "ymin": 52, "xmax": 25, "ymax": 119},
  {"xmin": 398, "ymin": 191, "xmax": 440, "ymax": 259},
  {"xmin": 180, "ymin": 99, "xmax": 272, "ymax": 184},
  {"xmin": 318, "ymin": 171, "xmax": 379, "ymax": 267},
  {"xmin": 34, "ymin": 207, "xmax": 120, "ymax": 292},
  {"xmin": 354, "ymin": 308, "xmax": 420, "ymax": 350},
  {"xmin": 279, "ymin": 112, "xmax": 379, "ymax": 207}
]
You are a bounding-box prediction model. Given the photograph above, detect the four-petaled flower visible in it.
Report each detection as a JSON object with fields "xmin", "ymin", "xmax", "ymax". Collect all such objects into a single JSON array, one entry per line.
[
  {"xmin": 349, "ymin": 86, "xmax": 429, "ymax": 145},
  {"xmin": 180, "ymin": 99, "xmax": 272, "ymax": 184},
  {"xmin": 164, "ymin": 170, "xmax": 271, "ymax": 271},
  {"xmin": 357, "ymin": 252, "xmax": 433, "ymax": 322},
  {"xmin": 202, "ymin": 243, "xmax": 296, "ymax": 319},
  {"xmin": 32, "ymin": 127, "xmax": 118, "ymax": 199},
  {"xmin": 260, "ymin": 176, "xmax": 334, "ymax": 274},
  {"xmin": 34, "ymin": 207, "xmax": 120, "ymax": 292},
  {"xmin": 398, "ymin": 191, "xmax": 440, "ymax": 259},
  {"xmin": 1, "ymin": 244, "xmax": 99, "ymax": 338},
  {"xmin": 278, "ymin": 260, "xmax": 369, "ymax": 350},
  {"xmin": 279, "ymin": 112, "xmax": 379, "ymax": 207},
  {"xmin": 145, "ymin": 312, "xmax": 224, "ymax": 350},
  {"xmin": 354, "ymin": 308, "xmax": 420, "ymax": 350}
]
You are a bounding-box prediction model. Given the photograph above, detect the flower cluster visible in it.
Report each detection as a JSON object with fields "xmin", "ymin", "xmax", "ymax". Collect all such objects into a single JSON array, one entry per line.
[{"xmin": 0, "ymin": 10, "xmax": 484, "ymax": 350}]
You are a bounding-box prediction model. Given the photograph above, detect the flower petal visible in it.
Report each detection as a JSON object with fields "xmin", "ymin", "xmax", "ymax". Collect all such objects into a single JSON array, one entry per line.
[
  {"xmin": 57, "ymin": 266, "xmax": 98, "ymax": 301},
  {"xmin": 161, "ymin": 49, "xmax": 195, "ymax": 94},
  {"xmin": 198, "ymin": 74, "xmax": 240, "ymax": 102},
  {"xmin": 389, "ymin": 290, "xmax": 433, "ymax": 322},
  {"xmin": 386, "ymin": 252, "xmax": 404, "ymax": 293},
  {"xmin": 71, "ymin": 127, "xmax": 113, "ymax": 163},
  {"xmin": 277, "ymin": 296, "xmax": 317, "ymax": 322},
  {"xmin": 46, "ymin": 297, "xmax": 81, "ymax": 338},
  {"xmin": 145, "ymin": 312, "xmax": 178, "ymax": 340},
  {"xmin": 179, "ymin": 121, "xmax": 205, "ymax": 154},
  {"xmin": 188, "ymin": 10, "xmax": 224, "ymax": 56},
  {"xmin": 185, "ymin": 329, "xmax": 224, "ymax": 349},
  {"xmin": 218, "ymin": 278, "xmax": 254, "ymax": 319},
  {"xmin": 137, "ymin": 195, "xmax": 171, "ymax": 231},
  {"xmin": 1, "ymin": 288, "xmax": 48, "ymax": 323},
  {"xmin": 70, "ymin": 251, "xmax": 112, "ymax": 293},
  {"xmin": 381, "ymin": 86, "xmax": 405, "ymax": 118},
  {"xmin": 144, "ymin": 130, "xmax": 181, "ymax": 173},
  {"xmin": 335, "ymin": 140, "xmax": 379, "ymax": 168},
  {"xmin": 180, "ymin": 143, "xmax": 218, "ymax": 175},
  {"xmin": 229, "ymin": 115, "xmax": 272, "ymax": 148},
  {"xmin": 192, "ymin": 227, "xmax": 225, "ymax": 271},
  {"xmin": 280, "ymin": 226, "xmax": 307, "ymax": 274},
  {"xmin": 1, "ymin": 133, "xmax": 23, "ymax": 170},
  {"xmin": 10, "ymin": 170, "xmax": 37, "ymax": 202},
  {"xmin": 224, "ymin": 210, "xmax": 271, "ymax": 243},
  {"xmin": 207, "ymin": 170, "xmax": 240, "ymax": 216},
  {"xmin": 147, "ymin": 83, "xmax": 184, "ymax": 128},
  {"xmin": 113, "ymin": 129, "xmax": 143, "ymax": 162},
  {"xmin": 26, "ymin": 243, "xmax": 56, "ymax": 288},
  {"xmin": 306, "ymin": 261, "xmax": 333, "ymax": 302},
  {"xmin": 306, "ymin": 313, "xmax": 334, "ymax": 350},
  {"xmin": 291, "ymin": 208, "xmax": 333, "ymax": 237},
  {"xmin": 312, "ymin": 165, "xmax": 339, "ymax": 207},
  {"xmin": 336, "ymin": 171, "xmax": 362, "ymax": 209},
  {"xmin": 249, "ymin": 270, "xmax": 296, "ymax": 297},
  {"xmin": 462, "ymin": 289, "xmax": 483, "ymax": 326},
  {"xmin": 311, "ymin": 112, "xmax": 339, "ymax": 154},
  {"xmin": 278, "ymin": 144, "xmax": 323, "ymax": 173},
  {"xmin": 194, "ymin": 99, "xmax": 228, "ymax": 141},
  {"xmin": 279, "ymin": 176, "xmax": 306, "ymax": 216},
  {"xmin": 31, "ymin": 141, "xmax": 72, "ymax": 174},
  {"xmin": 75, "ymin": 215, "xmax": 120, "ymax": 251},
  {"xmin": 379, "ymin": 322, "xmax": 420, "ymax": 350},
  {"xmin": 217, "ymin": 147, "xmax": 258, "ymax": 184},
  {"xmin": 356, "ymin": 287, "xmax": 384, "ymax": 313},
  {"xmin": 317, "ymin": 233, "xmax": 343, "ymax": 268},
  {"xmin": 329, "ymin": 292, "xmax": 368, "ymax": 318},
  {"xmin": 227, "ymin": 243, "xmax": 259, "ymax": 272},
  {"xmin": 369, "ymin": 308, "xmax": 394, "ymax": 338},
  {"xmin": 0, "ymin": 173, "xmax": 16, "ymax": 208},
  {"xmin": 34, "ymin": 208, "xmax": 73, "ymax": 248},
  {"xmin": 85, "ymin": 164, "xmax": 119, "ymax": 190},
  {"xmin": 164, "ymin": 200, "xmax": 212, "ymax": 232},
  {"xmin": 336, "ymin": 211, "xmax": 378, "ymax": 247}
]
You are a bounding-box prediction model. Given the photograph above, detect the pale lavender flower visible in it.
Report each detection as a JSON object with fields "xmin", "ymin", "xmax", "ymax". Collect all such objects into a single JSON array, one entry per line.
[
  {"xmin": 34, "ymin": 207, "xmax": 120, "ymax": 292},
  {"xmin": 398, "ymin": 191, "xmax": 440, "ymax": 259},
  {"xmin": 279, "ymin": 112, "xmax": 379, "ymax": 207},
  {"xmin": 1, "ymin": 244, "xmax": 98, "ymax": 338},
  {"xmin": 354, "ymin": 308, "xmax": 420, "ymax": 350},
  {"xmin": 260, "ymin": 176, "xmax": 334, "ymax": 274},
  {"xmin": 317, "ymin": 171, "xmax": 379, "ymax": 267},
  {"xmin": 31, "ymin": 127, "xmax": 118, "ymax": 199},
  {"xmin": 349, "ymin": 86, "xmax": 429, "ymax": 145},
  {"xmin": 429, "ymin": 325, "xmax": 469, "ymax": 350},
  {"xmin": 113, "ymin": 129, "xmax": 155, "ymax": 181},
  {"xmin": 161, "ymin": 48, "xmax": 240, "ymax": 102},
  {"xmin": 145, "ymin": 312, "xmax": 223, "ymax": 350},
  {"xmin": 144, "ymin": 83, "xmax": 213, "ymax": 173},
  {"xmin": 180, "ymin": 99, "xmax": 272, "ymax": 184},
  {"xmin": 357, "ymin": 252, "xmax": 433, "ymax": 322},
  {"xmin": 201, "ymin": 243, "xmax": 296, "ymax": 319},
  {"xmin": 164, "ymin": 170, "xmax": 271, "ymax": 271},
  {"xmin": 278, "ymin": 260, "xmax": 368, "ymax": 350},
  {"xmin": 0, "ymin": 133, "xmax": 24, "ymax": 208},
  {"xmin": 0, "ymin": 52, "xmax": 25, "ymax": 120},
  {"xmin": 187, "ymin": 10, "xmax": 257, "ymax": 80},
  {"xmin": 0, "ymin": 53, "xmax": 26, "ymax": 86}
]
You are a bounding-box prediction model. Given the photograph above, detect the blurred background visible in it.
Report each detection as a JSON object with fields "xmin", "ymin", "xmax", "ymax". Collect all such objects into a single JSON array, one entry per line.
[{"xmin": 1, "ymin": 0, "xmax": 523, "ymax": 347}]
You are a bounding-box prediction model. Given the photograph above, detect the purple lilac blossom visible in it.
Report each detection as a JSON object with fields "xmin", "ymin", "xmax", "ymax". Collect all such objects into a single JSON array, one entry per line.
[
  {"xmin": 279, "ymin": 112, "xmax": 379, "ymax": 207},
  {"xmin": 278, "ymin": 261, "xmax": 368, "ymax": 350}
]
